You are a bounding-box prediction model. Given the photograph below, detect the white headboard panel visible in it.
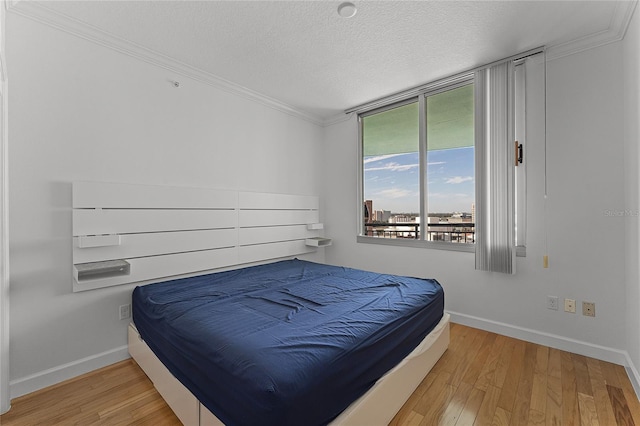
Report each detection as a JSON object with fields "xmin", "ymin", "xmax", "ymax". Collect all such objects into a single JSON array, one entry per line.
[{"xmin": 72, "ymin": 182, "xmax": 324, "ymax": 292}]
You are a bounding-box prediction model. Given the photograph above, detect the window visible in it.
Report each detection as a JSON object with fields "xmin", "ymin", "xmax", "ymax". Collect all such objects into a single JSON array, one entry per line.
[
  {"xmin": 426, "ymin": 84, "xmax": 475, "ymax": 244},
  {"xmin": 358, "ymin": 58, "xmax": 530, "ymax": 261},
  {"xmin": 362, "ymin": 100, "xmax": 420, "ymax": 239},
  {"xmin": 360, "ymin": 80, "xmax": 476, "ymax": 248}
]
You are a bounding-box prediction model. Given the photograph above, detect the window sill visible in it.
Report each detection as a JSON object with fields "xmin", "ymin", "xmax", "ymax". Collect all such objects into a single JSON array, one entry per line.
[
  {"xmin": 356, "ymin": 235, "xmax": 527, "ymax": 257},
  {"xmin": 357, "ymin": 235, "xmax": 475, "ymax": 253}
]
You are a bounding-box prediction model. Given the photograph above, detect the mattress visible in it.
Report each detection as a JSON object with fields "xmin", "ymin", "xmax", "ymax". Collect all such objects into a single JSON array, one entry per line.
[{"xmin": 132, "ymin": 259, "xmax": 444, "ymax": 426}]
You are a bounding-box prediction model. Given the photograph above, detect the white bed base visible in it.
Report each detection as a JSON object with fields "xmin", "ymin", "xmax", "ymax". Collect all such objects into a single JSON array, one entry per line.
[{"xmin": 128, "ymin": 313, "xmax": 450, "ymax": 426}]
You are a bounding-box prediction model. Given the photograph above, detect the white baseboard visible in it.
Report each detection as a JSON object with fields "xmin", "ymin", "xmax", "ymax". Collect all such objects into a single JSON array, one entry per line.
[
  {"xmin": 447, "ymin": 310, "xmax": 631, "ymax": 366},
  {"xmin": 9, "ymin": 345, "xmax": 130, "ymax": 399},
  {"xmin": 624, "ymin": 353, "xmax": 640, "ymax": 401}
]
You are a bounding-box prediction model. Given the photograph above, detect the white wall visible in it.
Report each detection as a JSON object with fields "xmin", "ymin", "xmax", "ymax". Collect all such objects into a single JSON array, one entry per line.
[
  {"xmin": 624, "ymin": 5, "xmax": 640, "ymax": 391},
  {"xmin": 6, "ymin": 13, "xmax": 324, "ymax": 396},
  {"xmin": 323, "ymin": 41, "xmax": 628, "ymax": 363},
  {"xmin": 6, "ymin": 1, "xmax": 637, "ymax": 402}
]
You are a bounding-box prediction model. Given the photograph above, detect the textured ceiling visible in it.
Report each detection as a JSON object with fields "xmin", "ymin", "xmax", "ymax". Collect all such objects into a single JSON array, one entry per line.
[{"xmin": 25, "ymin": 0, "xmax": 636, "ymax": 121}]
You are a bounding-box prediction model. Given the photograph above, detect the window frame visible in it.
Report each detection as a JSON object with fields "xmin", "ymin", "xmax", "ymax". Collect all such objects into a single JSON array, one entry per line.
[
  {"xmin": 357, "ymin": 77, "xmax": 476, "ymax": 253},
  {"xmin": 357, "ymin": 71, "xmax": 527, "ymax": 256}
]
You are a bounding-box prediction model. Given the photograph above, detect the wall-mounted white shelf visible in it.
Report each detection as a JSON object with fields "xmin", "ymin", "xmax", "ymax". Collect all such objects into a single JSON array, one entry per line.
[
  {"xmin": 74, "ymin": 259, "xmax": 130, "ymax": 282},
  {"xmin": 305, "ymin": 237, "xmax": 332, "ymax": 247},
  {"xmin": 307, "ymin": 223, "xmax": 324, "ymax": 230}
]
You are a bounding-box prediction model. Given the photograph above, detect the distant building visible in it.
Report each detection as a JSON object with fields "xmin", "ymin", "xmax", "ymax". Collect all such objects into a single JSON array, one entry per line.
[
  {"xmin": 364, "ymin": 200, "xmax": 373, "ymax": 236},
  {"xmin": 391, "ymin": 215, "xmax": 413, "ymax": 223},
  {"xmin": 364, "ymin": 200, "xmax": 373, "ymax": 222},
  {"xmin": 375, "ymin": 210, "xmax": 391, "ymax": 222},
  {"xmin": 471, "ymin": 202, "xmax": 476, "ymax": 224}
]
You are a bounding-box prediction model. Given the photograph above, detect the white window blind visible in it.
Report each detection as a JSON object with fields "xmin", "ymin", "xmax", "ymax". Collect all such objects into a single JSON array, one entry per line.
[{"xmin": 474, "ymin": 62, "xmax": 516, "ymax": 274}]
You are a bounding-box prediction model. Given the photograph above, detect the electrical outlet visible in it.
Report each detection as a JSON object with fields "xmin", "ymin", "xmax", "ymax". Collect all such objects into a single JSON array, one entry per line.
[
  {"xmin": 119, "ymin": 304, "xmax": 131, "ymax": 320},
  {"xmin": 546, "ymin": 295, "xmax": 558, "ymax": 310},
  {"xmin": 583, "ymin": 302, "xmax": 595, "ymax": 317},
  {"xmin": 564, "ymin": 298, "xmax": 576, "ymax": 313}
]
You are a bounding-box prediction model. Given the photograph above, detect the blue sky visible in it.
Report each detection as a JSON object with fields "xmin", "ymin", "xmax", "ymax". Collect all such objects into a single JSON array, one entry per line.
[{"xmin": 364, "ymin": 147, "xmax": 474, "ymax": 214}]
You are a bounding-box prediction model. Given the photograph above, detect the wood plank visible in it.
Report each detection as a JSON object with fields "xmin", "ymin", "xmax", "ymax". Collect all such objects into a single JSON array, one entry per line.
[
  {"xmin": 446, "ymin": 327, "xmax": 487, "ymax": 387},
  {"xmin": 415, "ymin": 373, "xmax": 455, "ymax": 425},
  {"xmin": 475, "ymin": 334, "xmax": 507, "ymax": 391},
  {"xmin": 438, "ymin": 381, "xmax": 474, "ymax": 425},
  {"xmin": 497, "ymin": 338, "xmax": 526, "ymax": 413},
  {"xmin": 561, "ymin": 350, "xmax": 580, "ymax": 426},
  {"xmin": 389, "ymin": 370, "xmax": 439, "ymax": 426},
  {"xmin": 491, "ymin": 336, "xmax": 516, "ymax": 389},
  {"xmin": 429, "ymin": 323, "xmax": 476, "ymax": 377},
  {"xmin": 97, "ymin": 388, "xmax": 158, "ymax": 418},
  {"xmin": 600, "ymin": 359, "xmax": 623, "ymax": 388},
  {"xmin": 492, "ymin": 406, "xmax": 511, "ymax": 426},
  {"xmin": 508, "ymin": 342, "xmax": 537, "ymax": 426},
  {"xmin": 586, "ymin": 356, "xmax": 616, "ymax": 426},
  {"xmin": 546, "ymin": 348, "xmax": 563, "ymax": 426},
  {"xmin": 461, "ymin": 332, "xmax": 497, "ymax": 387},
  {"xmin": 398, "ymin": 410, "xmax": 424, "ymax": 426},
  {"xmin": 529, "ymin": 344, "xmax": 549, "ymax": 415},
  {"xmin": 473, "ymin": 384, "xmax": 501, "ymax": 425},
  {"xmin": 572, "ymin": 353, "xmax": 594, "ymax": 396},
  {"xmin": 455, "ymin": 387, "xmax": 485, "ymax": 425},
  {"xmin": 527, "ymin": 409, "xmax": 545, "ymax": 426},
  {"xmin": 578, "ymin": 392, "xmax": 600, "ymax": 426},
  {"xmin": 414, "ymin": 372, "xmax": 455, "ymax": 422},
  {"xmin": 608, "ymin": 384, "xmax": 638, "ymax": 426}
]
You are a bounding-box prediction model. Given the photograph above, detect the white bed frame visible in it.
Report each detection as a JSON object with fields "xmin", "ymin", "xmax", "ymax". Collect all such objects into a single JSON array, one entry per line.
[
  {"xmin": 75, "ymin": 181, "xmax": 449, "ymax": 424},
  {"xmin": 128, "ymin": 313, "xmax": 450, "ymax": 426}
]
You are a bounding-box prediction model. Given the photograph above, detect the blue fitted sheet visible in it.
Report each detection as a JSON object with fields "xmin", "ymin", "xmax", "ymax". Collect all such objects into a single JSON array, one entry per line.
[{"xmin": 132, "ymin": 259, "xmax": 444, "ymax": 426}]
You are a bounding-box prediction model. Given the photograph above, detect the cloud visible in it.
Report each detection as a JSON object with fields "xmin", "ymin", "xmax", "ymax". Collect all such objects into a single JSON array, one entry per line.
[
  {"xmin": 377, "ymin": 188, "xmax": 417, "ymax": 199},
  {"xmin": 445, "ymin": 176, "xmax": 473, "ymax": 184},
  {"xmin": 429, "ymin": 192, "xmax": 472, "ymax": 199},
  {"xmin": 365, "ymin": 162, "xmax": 419, "ymax": 172},
  {"xmin": 363, "ymin": 154, "xmax": 406, "ymax": 164}
]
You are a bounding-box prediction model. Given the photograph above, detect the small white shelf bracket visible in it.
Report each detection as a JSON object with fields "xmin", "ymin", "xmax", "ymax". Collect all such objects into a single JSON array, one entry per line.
[{"xmin": 305, "ymin": 237, "xmax": 332, "ymax": 247}]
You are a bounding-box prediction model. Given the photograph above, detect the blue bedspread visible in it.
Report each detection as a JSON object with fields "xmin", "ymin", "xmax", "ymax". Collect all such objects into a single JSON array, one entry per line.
[{"xmin": 132, "ymin": 259, "xmax": 444, "ymax": 426}]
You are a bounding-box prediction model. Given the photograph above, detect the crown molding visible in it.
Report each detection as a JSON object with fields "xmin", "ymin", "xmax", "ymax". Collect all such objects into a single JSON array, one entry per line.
[
  {"xmin": 547, "ymin": 0, "xmax": 638, "ymax": 60},
  {"xmin": 7, "ymin": 1, "xmax": 325, "ymax": 126},
  {"xmin": 323, "ymin": 111, "xmax": 355, "ymax": 127}
]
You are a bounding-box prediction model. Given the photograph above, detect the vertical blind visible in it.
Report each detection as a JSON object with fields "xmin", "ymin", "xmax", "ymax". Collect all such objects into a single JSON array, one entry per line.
[{"xmin": 474, "ymin": 62, "xmax": 516, "ymax": 274}]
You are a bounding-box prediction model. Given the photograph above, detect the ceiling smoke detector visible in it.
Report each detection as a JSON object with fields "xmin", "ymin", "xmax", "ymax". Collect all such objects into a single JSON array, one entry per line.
[{"xmin": 337, "ymin": 2, "xmax": 357, "ymax": 18}]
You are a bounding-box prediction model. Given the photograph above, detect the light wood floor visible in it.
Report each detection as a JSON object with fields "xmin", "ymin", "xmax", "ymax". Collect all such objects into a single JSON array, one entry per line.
[{"xmin": 2, "ymin": 323, "xmax": 639, "ymax": 425}]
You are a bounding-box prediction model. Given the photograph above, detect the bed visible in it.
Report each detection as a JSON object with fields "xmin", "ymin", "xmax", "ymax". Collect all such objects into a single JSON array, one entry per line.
[{"xmin": 129, "ymin": 259, "xmax": 449, "ymax": 426}]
